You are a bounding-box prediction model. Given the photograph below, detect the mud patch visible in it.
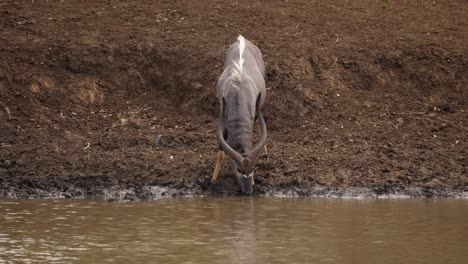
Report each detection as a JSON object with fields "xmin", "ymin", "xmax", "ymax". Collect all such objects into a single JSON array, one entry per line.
[{"xmin": 1, "ymin": 184, "xmax": 466, "ymax": 202}]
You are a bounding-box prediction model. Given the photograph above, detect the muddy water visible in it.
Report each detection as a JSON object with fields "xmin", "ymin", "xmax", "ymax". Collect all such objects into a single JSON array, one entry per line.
[{"xmin": 0, "ymin": 198, "xmax": 467, "ymax": 264}]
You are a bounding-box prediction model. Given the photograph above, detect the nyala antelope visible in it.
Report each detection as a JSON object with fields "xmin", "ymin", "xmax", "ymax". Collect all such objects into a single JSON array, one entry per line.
[{"xmin": 212, "ymin": 35, "xmax": 267, "ymax": 195}]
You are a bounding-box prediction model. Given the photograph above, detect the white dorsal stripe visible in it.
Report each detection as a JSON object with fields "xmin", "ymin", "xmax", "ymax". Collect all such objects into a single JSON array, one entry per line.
[{"xmin": 238, "ymin": 35, "xmax": 245, "ymax": 72}]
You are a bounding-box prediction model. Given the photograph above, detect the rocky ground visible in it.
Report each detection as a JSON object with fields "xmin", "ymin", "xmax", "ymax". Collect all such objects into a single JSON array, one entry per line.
[{"xmin": 0, "ymin": 0, "xmax": 467, "ymax": 199}]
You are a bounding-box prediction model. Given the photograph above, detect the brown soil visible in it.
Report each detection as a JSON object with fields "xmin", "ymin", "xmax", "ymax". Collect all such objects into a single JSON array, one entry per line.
[{"xmin": 1, "ymin": 0, "xmax": 467, "ymax": 198}]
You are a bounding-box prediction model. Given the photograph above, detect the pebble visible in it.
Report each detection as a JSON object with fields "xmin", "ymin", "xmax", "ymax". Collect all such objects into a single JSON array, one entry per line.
[
  {"xmin": 4, "ymin": 160, "xmax": 12, "ymax": 168},
  {"xmin": 155, "ymin": 135, "xmax": 162, "ymax": 145}
]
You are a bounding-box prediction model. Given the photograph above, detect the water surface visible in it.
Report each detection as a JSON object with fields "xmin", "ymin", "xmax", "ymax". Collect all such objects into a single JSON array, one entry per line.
[{"xmin": 0, "ymin": 198, "xmax": 467, "ymax": 263}]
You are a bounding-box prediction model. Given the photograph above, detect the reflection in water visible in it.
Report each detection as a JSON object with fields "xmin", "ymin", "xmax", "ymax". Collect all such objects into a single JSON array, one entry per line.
[
  {"xmin": 0, "ymin": 198, "xmax": 467, "ymax": 264},
  {"xmin": 225, "ymin": 198, "xmax": 256, "ymax": 263}
]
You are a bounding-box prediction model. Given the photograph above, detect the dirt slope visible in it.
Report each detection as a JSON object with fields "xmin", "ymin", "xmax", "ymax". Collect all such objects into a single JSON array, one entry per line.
[{"xmin": 0, "ymin": 0, "xmax": 467, "ymax": 198}]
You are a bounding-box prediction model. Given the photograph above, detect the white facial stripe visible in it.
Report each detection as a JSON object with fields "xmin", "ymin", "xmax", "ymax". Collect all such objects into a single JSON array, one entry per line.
[{"xmin": 242, "ymin": 172, "xmax": 254, "ymax": 178}]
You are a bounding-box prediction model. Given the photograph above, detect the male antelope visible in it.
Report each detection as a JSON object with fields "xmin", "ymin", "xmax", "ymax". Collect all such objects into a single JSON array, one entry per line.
[{"xmin": 212, "ymin": 35, "xmax": 267, "ymax": 195}]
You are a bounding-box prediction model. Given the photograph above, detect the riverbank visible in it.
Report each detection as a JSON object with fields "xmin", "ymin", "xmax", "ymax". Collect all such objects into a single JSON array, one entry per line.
[
  {"xmin": 1, "ymin": 0, "xmax": 467, "ymax": 199},
  {"xmin": 1, "ymin": 181, "xmax": 467, "ymax": 201}
]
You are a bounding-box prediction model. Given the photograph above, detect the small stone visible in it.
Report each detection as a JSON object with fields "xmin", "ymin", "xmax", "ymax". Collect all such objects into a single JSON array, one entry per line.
[
  {"xmin": 155, "ymin": 135, "xmax": 162, "ymax": 145},
  {"xmin": 419, "ymin": 166, "xmax": 432, "ymax": 177},
  {"xmin": 4, "ymin": 160, "xmax": 12, "ymax": 168},
  {"xmin": 424, "ymin": 178, "xmax": 444, "ymax": 188}
]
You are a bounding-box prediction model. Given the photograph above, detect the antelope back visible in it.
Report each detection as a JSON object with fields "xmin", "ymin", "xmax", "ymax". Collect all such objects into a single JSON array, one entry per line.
[{"xmin": 217, "ymin": 36, "xmax": 266, "ymax": 115}]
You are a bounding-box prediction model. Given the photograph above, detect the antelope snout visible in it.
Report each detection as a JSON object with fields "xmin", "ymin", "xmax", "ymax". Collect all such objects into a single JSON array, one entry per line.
[{"xmin": 237, "ymin": 173, "xmax": 253, "ymax": 195}]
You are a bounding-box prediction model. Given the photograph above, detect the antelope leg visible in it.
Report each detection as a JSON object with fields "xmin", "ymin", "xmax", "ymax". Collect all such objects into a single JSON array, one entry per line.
[
  {"xmin": 256, "ymin": 122, "xmax": 269, "ymax": 161},
  {"xmin": 212, "ymin": 150, "xmax": 225, "ymax": 182},
  {"xmin": 262, "ymin": 145, "xmax": 269, "ymax": 161}
]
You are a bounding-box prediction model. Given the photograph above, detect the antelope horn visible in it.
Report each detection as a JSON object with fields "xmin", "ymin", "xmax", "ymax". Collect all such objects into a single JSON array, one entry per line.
[
  {"xmin": 217, "ymin": 98, "xmax": 243, "ymax": 163},
  {"xmin": 249, "ymin": 96, "xmax": 267, "ymax": 160}
]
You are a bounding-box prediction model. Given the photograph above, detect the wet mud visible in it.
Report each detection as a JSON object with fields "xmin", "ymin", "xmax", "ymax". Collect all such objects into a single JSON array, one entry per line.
[{"xmin": 1, "ymin": 0, "xmax": 467, "ymax": 199}]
